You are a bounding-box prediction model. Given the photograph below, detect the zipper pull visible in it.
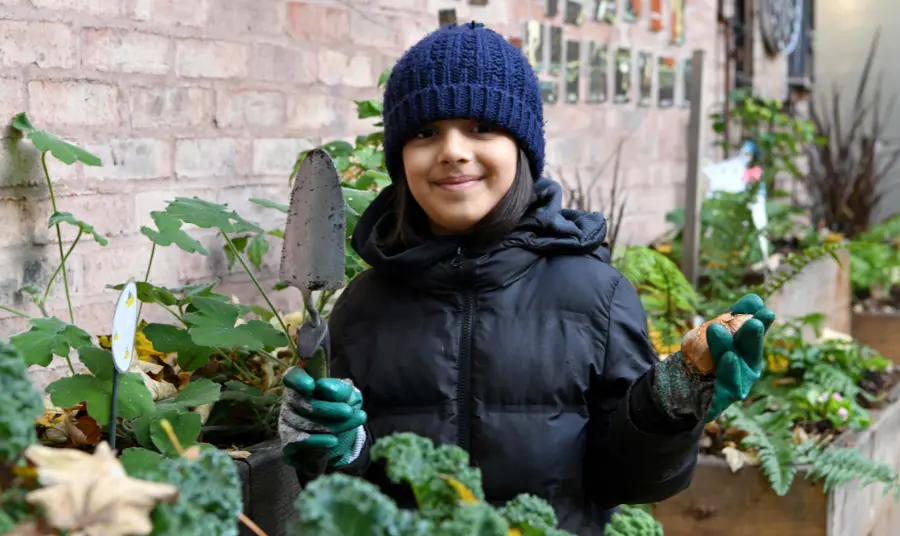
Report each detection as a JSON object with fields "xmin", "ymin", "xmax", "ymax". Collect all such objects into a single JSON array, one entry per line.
[{"xmin": 451, "ymin": 246, "xmax": 464, "ymax": 268}]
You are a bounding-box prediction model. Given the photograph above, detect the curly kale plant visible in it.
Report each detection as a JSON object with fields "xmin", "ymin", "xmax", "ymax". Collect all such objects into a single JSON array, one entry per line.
[
  {"xmin": 288, "ymin": 432, "xmax": 578, "ymax": 536},
  {"xmin": 123, "ymin": 446, "xmax": 243, "ymax": 536},
  {"xmin": 0, "ymin": 340, "xmax": 44, "ymax": 462}
]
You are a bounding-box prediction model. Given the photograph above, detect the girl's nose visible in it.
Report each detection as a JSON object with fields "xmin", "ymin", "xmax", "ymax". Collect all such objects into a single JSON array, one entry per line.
[{"xmin": 437, "ymin": 127, "xmax": 473, "ymax": 165}]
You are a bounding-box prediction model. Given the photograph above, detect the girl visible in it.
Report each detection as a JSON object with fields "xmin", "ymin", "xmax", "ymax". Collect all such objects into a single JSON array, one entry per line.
[{"xmin": 278, "ymin": 21, "xmax": 775, "ymax": 535}]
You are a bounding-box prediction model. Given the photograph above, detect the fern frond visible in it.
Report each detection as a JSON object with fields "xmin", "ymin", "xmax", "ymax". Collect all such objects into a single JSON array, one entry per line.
[
  {"xmin": 804, "ymin": 445, "xmax": 900, "ymax": 498},
  {"xmin": 803, "ymin": 363, "xmax": 863, "ymax": 400},
  {"xmin": 723, "ymin": 404, "xmax": 798, "ymax": 495},
  {"xmin": 752, "ymin": 242, "xmax": 847, "ymax": 300}
]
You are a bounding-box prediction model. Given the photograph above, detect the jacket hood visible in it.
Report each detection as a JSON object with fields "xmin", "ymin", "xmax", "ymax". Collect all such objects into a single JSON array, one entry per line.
[{"xmin": 351, "ymin": 177, "xmax": 610, "ymax": 287}]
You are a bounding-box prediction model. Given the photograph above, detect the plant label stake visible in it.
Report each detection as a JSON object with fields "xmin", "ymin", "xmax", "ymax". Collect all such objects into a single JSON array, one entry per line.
[
  {"xmin": 280, "ymin": 148, "xmax": 346, "ymax": 380},
  {"xmin": 109, "ymin": 280, "xmax": 138, "ymax": 450}
]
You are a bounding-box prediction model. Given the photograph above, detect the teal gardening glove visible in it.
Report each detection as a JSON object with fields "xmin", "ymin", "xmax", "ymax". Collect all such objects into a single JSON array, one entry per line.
[
  {"xmin": 651, "ymin": 293, "xmax": 776, "ymax": 423},
  {"xmin": 278, "ymin": 366, "xmax": 368, "ymax": 469}
]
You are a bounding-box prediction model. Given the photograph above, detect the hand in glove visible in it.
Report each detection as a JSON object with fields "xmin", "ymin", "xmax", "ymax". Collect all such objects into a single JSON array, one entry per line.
[
  {"xmin": 278, "ymin": 366, "xmax": 368, "ymax": 470},
  {"xmin": 651, "ymin": 293, "xmax": 775, "ymax": 424}
]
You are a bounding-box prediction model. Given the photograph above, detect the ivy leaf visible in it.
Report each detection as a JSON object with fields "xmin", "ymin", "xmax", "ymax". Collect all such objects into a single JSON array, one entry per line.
[
  {"xmin": 249, "ymin": 197, "xmax": 288, "ymax": 213},
  {"xmin": 78, "ymin": 346, "xmax": 115, "ymax": 379},
  {"xmin": 12, "ymin": 112, "xmax": 102, "ymax": 166},
  {"xmin": 140, "ymin": 211, "xmax": 208, "ymax": 255},
  {"xmin": 108, "ymin": 282, "xmax": 178, "ymax": 308},
  {"xmin": 141, "ymin": 323, "xmax": 211, "ymax": 372},
  {"xmin": 121, "ymin": 447, "xmax": 167, "ymax": 475},
  {"xmin": 355, "ymin": 99, "xmax": 383, "ymax": 119},
  {"xmin": 247, "ymin": 234, "xmax": 270, "ymax": 269},
  {"xmin": 46, "ymin": 370, "xmax": 154, "ymax": 426},
  {"xmin": 47, "ymin": 211, "xmax": 108, "ymax": 246},
  {"xmin": 164, "ymin": 198, "xmax": 262, "ymax": 234},
  {"xmin": 150, "ymin": 410, "xmax": 202, "ymax": 457},
  {"xmin": 354, "ymin": 147, "xmax": 383, "ymax": 170},
  {"xmin": 155, "ymin": 378, "xmax": 222, "ymax": 413},
  {"xmin": 9, "ymin": 317, "xmax": 93, "ymax": 367},
  {"xmin": 183, "ymin": 297, "xmax": 287, "ymax": 351},
  {"xmin": 377, "ymin": 68, "xmax": 391, "ymax": 88}
]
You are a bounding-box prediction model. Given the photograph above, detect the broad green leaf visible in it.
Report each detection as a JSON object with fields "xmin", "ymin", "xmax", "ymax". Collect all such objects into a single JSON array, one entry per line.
[
  {"xmin": 248, "ymin": 305, "xmax": 275, "ymax": 322},
  {"xmin": 355, "ymin": 99, "xmax": 383, "ymax": 119},
  {"xmin": 142, "ymin": 323, "xmax": 211, "ymax": 372},
  {"xmin": 121, "ymin": 447, "xmax": 168, "ymax": 475},
  {"xmin": 156, "ymin": 378, "xmax": 221, "ymax": 412},
  {"xmin": 247, "ymin": 234, "xmax": 270, "ymax": 269},
  {"xmin": 46, "ymin": 372, "xmax": 154, "ymax": 426},
  {"xmin": 249, "ymin": 197, "xmax": 288, "ymax": 213},
  {"xmin": 12, "ymin": 113, "xmax": 102, "ymax": 167},
  {"xmin": 150, "ymin": 410, "xmax": 202, "ymax": 456},
  {"xmin": 223, "ymin": 235, "xmax": 249, "ymax": 270},
  {"xmin": 78, "ymin": 346, "xmax": 115, "ymax": 379},
  {"xmin": 268, "ymin": 229, "xmax": 285, "ymax": 239},
  {"xmin": 140, "ymin": 211, "xmax": 208, "ymax": 255},
  {"xmin": 354, "ymin": 147, "xmax": 383, "ymax": 170},
  {"xmin": 165, "ymin": 197, "xmax": 261, "ymax": 234},
  {"xmin": 273, "ymin": 281, "xmax": 290, "ymax": 291},
  {"xmin": 168, "ymin": 280, "xmax": 230, "ymax": 306},
  {"xmin": 377, "ymin": 68, "xmax": 391, "ymax": 88},
  {"xmin": 354, "ymin": 170, "xmax": 390, "ymax": 190},
  {"xmin": 342, "ymin": 187, "xmax": 378, "ymax": 217},
  {"xmin": 322, "ymin": 141, "xmax": 354, "ymax": 158},
  {"xmin": 183, "ymin": 297, "xmax": 287, "ymax": 351},
  {"xmin": 48, "ymin": 211, "xmax": 108, "ymax": 246},
  {"xmin": 9, "ymin": 317, "xmax": 92, "ymax": 367},
  {"xmin": 108, "ymin": 281, "xmax": 178, "ymax": 307}
]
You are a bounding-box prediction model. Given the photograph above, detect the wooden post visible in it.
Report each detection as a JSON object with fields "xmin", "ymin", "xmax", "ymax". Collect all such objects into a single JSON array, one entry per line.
[{"xmin": 682, "ymin": 49, "xmax": 706, "ymax": 289}]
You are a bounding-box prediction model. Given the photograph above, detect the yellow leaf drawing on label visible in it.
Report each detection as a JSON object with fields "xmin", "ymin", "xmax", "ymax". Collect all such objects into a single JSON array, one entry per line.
[
  {"xmin": 114, "ymin": 332, "xmax": 119, "ymax": 341},
  {"xmin": 126, "ymin": 292, "xmax": 135, "ymax": 308},
  {"xmin": 125, "ymin": 349, "xmax": 130, "ymax": 360}
]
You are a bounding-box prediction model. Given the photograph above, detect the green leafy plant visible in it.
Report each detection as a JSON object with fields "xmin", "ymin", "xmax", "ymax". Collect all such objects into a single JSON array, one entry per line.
[{"xmin": 288, "ymin": 432, "xmax": 577, "ymax": 536}]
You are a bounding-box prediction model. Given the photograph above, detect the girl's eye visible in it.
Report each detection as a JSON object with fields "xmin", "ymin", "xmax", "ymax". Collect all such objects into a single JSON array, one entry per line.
[
  {"xmin": 472, "ymin": 123, "xmax": 494, "ymax": 134},
  {"xmin": 413, "ymin": 128, "xmax": 436, "ymax": 139}
]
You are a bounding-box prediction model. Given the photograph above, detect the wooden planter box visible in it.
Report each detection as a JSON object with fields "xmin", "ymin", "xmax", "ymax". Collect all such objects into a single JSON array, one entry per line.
[
  {"xmin": 234, "ymin": 439, "xmax": 299, "ymax": 536},
  {"xmin": 766, "ymin": 248, "xmax": 852, "ymax": 335},
  {"xmin": 853, "ymin": 310, "xmax": 900, "ymax": 364},
  {"xmin": 652, "ymin": 382, "xmax": 900, "ymax": 536}
]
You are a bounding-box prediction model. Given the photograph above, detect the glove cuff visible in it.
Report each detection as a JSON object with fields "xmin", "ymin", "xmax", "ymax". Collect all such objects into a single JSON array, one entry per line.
[
  {"xmin": 651, "ymin": 351, "xmax": 716, "ymax": 422},
  {"xmin": 332, "ymin": 426, "xmax": 366, "ymax": 468}
]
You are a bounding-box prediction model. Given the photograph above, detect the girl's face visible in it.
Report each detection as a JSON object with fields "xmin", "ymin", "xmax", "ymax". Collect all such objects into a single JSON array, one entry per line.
[{"xmin": 401, "ymin": 119, "xmax": 518, "ymax": 235}]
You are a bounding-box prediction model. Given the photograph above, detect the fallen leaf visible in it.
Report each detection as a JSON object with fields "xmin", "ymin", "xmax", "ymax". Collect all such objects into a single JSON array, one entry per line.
[
  {"xmin": 24, "ymin": 442, "xmax": 178, "ymax": 536},
  {"xmin": 6, "ymin": 522, "xmax": 43, "ymax": 536},
  {"xmin": 721, "ymin": 446, "xmax": 760, "ymax": 472},
  {"xmin": 227, "ymin": 449, "xmax": 252, "ymax": 460}
]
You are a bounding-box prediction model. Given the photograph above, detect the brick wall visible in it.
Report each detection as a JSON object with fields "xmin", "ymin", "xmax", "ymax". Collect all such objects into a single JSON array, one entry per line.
[{"xmin": 0, "ymin": 0, "xmax": 787, "ymax": 387}]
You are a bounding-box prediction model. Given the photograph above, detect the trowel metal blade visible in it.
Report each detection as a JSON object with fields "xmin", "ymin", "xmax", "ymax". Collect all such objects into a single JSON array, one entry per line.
[{"xmin": 279, "ymin": 148, "xmax": 346, "ymax": 292}]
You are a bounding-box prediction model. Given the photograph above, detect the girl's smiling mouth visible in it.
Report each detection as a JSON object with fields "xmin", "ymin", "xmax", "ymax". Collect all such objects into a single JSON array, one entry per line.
[{"xmin": 433, "ymin": 175, "xmax": 484, "ymax": 191}]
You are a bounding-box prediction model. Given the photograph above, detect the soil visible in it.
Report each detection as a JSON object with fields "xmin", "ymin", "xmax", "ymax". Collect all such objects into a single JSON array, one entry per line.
[{"xmin": 853, "ymin": 286, "xmax": 900, "ymax": 314}]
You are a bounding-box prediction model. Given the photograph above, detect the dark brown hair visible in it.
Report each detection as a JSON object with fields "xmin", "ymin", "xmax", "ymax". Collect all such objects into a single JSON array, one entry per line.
[{"xmin": 383, "ymin": 148, "xmax": 536, "ymax": 250}]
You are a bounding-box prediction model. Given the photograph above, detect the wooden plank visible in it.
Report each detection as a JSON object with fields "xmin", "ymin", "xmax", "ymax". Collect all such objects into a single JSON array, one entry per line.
[
  {"xmin": 852, "ymin": 311, "xmax": 900, "ymax": 364},
  {"xmin": 681, "ymin": 48, "xmax": 706, "ymax": 288}
]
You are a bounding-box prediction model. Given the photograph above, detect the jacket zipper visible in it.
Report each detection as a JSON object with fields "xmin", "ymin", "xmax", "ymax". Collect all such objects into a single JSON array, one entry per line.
[{"xmin": 453, "ymin": 246, "xmax": 474, "ymax": 451}]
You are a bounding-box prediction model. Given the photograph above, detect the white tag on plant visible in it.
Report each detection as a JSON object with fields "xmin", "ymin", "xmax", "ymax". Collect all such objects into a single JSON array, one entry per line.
[{"xmin": 111, "ymin": 280, "xmax": 139, "ymax": 374}]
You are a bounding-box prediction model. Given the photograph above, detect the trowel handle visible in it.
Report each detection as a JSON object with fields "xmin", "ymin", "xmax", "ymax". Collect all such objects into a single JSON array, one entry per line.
[{"xmin": 295, "ymin": 312, "xmax": 331, "ymax": 381}]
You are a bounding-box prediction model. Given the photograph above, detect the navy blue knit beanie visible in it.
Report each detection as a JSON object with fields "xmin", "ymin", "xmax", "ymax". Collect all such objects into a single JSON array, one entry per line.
[{"xmin": 382, "ymin": 21, "xmax": 545, "ymax": 182}]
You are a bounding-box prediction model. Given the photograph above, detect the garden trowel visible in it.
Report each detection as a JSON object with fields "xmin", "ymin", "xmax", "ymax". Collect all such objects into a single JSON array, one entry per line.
[{"xmin": 280, "ymin": 148, "xmax": 345, "ymax": 380}]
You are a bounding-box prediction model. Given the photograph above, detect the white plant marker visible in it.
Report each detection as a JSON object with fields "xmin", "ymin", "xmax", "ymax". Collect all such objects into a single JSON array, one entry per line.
[{"xmin": 109, "ymin": 280, "xmax": 138, "ymax": 449}]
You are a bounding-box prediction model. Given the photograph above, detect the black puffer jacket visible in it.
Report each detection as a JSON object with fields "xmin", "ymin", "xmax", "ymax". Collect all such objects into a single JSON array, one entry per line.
[{"xmin": 311, "ymin": 178, "xmax": 703, "ymax": 535}]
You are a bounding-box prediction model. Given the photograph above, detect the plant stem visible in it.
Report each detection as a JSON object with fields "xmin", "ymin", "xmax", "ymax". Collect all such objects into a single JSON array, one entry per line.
[
  {"xmin": 0, "ymin": 304, "xmax": 30, "ymax": 318},
  {"xmin": 159, "ymin": 303, "xmax": 186, "ymax": 325},
  {"xmin": 41, "ymin": 230, "xmax": 82, "ymax": 307},
  {"xmin": 42, "ymin": 152, "xmax": 75, "ymax": 325},
  {"xmin": 221, "ymin": 232, "xmax": 298, "ymax": 359},
  {"xmin": 135, "ymin": 243, "xmax": 156, "ymax": 328}
]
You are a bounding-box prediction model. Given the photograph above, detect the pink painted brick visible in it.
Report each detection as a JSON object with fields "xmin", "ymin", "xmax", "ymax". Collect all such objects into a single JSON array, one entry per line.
[
  {"xmin": 252, "ymin": 138, "xmax": 313, "ymax": 176},
  {"xmin": 0, "ymin": 77, "xmax": 23, "ymax": 123},
  {"xmin": 28, "ymin": 80, "xmax": 121, "ymax": 127},
  {"xmin": 175, "ymin": 39, "xmax": 248, "ymax": 79},
  {"xmin": 128, "ymin": 86, "xmax": 214, "ymax": 129},
  {"xmin": 349, "ymin": 10, "xmax": 403, "ymax": 49},
  {"xmin": 286, "ymin": 93, "xmax": 343, "ymax": 130},
  {"xmin": 0, "ymin": 21, "xmax": 75, "ymax": 69},
  {"xmin": 175, "ymin": 138, "xmax": 242, "ymax": 178},
  {"xmin": 317, "ymin": 49, "xmax": 374, "ymax": 88},
  {"xmin": 81, "ymin": 28, "xmax": 172, "ymax": 75},
  {"xmin": 134, "ymin": 187, "xmax": 216, "ymax": 230},
  {"xmin": 216, "ymin": 90, "xmax": 286, "ymax": 128},
  {"xmin": 249, "ymin": 43, "xmax": 317, "ymax": 84},
  {"xmin": 286, "ymin": 2, "xmax": 349, "ymax": 41},
  {"xmin": 31, "ymin": 0, "xmax": 121, "ymax": 14},
  {"xmin": 82, "ymin": 138, "xmax": 172, "ymax": 180},
  {"xmin": 30, "ymin": 193, "xmax": 133, "ymax": 245},
  {"xmin": 0, "ymin": 142, "xmax": 80, "ymax": 188},
  {"xmin": 0, "ymin": 248, "xmax": 84, "ymax": 309},
  {"xmin": 208, "ymin": 0, "xmax": 281, "ymax": 35},
  {"xmin": 131, "ymin": 0, "xmax": 209, "ymax": 26},
  {"xmin": 0, "ymin": 198, "xmax": 35, "ymax": 247}
]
